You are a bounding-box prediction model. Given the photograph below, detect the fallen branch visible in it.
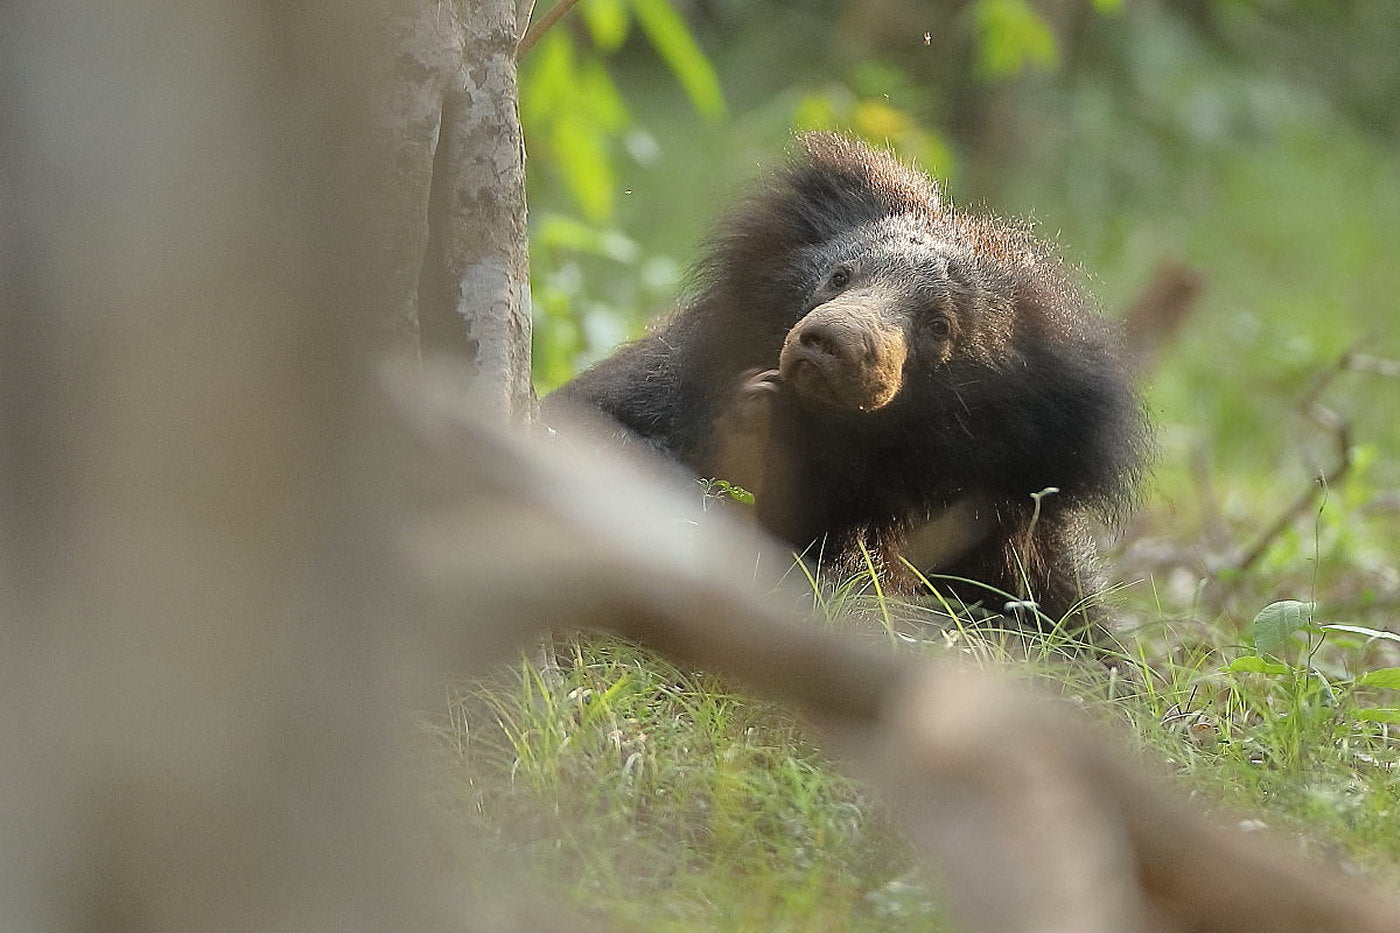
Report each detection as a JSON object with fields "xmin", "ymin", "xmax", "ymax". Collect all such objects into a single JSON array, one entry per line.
[{"xmin": 403, "ymin": 365, "xmax": 1400, "ymax": 932}]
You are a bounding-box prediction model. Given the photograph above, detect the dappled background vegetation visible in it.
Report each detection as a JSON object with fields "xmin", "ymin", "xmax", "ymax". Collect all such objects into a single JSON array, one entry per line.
[{"xmin": 453, "ymin": 1, "xmax": 1400, "ymax": 926}]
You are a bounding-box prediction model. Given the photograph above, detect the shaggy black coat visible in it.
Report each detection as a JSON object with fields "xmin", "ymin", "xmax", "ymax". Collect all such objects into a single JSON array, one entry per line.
[{"xmin": 548, "ymin": 133, "xmax": 1146, "ymax": 630}]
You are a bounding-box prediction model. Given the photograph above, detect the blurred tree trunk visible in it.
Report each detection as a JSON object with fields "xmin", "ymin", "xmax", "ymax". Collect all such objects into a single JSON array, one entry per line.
[
  {"xmin": 0, "ymin": 3, "xmax": 454, "ymax": 927},
  {"xmin": 392, "ymin": 0, "xmax": 533, "ymax": 420}
]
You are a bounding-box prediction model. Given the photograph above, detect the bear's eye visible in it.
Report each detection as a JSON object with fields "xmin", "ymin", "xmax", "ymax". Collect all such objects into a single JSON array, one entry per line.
[
  {"xmin": 929, "ymin": 316, "xmax": 952, "ymax": 339},
  {"xmin": 826, "ymin": 266, "xmax": 852, "ymax": 290}
]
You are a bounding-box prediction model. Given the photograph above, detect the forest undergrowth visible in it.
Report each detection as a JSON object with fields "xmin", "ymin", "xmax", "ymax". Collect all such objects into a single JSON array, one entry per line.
[{"xmin": 434, "ymin": 492, "xmax": 1400, "ymax": 929}]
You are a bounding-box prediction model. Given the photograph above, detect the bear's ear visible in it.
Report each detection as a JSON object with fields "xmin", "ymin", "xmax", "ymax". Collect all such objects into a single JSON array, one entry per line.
[{"xmin": 777, "ymin": 133, "xmax": 942, "ymax": 242}]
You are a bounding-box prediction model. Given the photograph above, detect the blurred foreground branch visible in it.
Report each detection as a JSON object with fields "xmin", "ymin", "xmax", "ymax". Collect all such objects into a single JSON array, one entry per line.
[{"xmin": 405, "ymin": 372, "xmax": 1399, "ymax": 933}]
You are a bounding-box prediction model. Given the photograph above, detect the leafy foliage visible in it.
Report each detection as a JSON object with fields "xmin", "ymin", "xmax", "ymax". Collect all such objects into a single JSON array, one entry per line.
[
  {"xmin": 970, "ymin": 0, "xmax": 1059, "ymax": 78},
  {"xmin": 629, "ymin": 0, "xmax": 726, "ymax": 123},
  {"xmin": 520, "ymin": 0, "xmax": 728, "ymax": 384}
]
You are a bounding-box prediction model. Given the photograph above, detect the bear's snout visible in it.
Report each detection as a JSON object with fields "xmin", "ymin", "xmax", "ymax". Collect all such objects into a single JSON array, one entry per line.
[{"xmin": 779, "ymin": 302, "xmax": 907, "ymax": 412}]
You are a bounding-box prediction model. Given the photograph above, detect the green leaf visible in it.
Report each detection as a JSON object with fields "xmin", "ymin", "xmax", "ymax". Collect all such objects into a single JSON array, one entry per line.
[
  {"xmin": 580, "ymin": 59, "xmax": 631, "ymax": 133},
  {"xmin": 580, "ymin": 672, "xmax": 632, "ymax": 725},
  {"xmin": 537, "ymin": 214, "xmax": 639, "ymax": 263},
  {"xmin": 1322, "ymin": 624, "xmax": 1400, "ymax": 645},
  {"xmin": 973, "ymin": 0, "xmax": 1059, "ymax": 79},
  {"xmin": 1089, "ymin": 0, "xmax": 1122, "ymax": 12},
  {"xmin": 552, "ymin": 112, "xmax": 615, "ymax": 221},
  {"xmin": 1351, "ymin": 708, "xmax": 1400, "ymax": 724},
  {"xmin": 702, "ymin": 479, "xmax": 755, "ymax": 506},
  {"xmin": 581, "ymin": 0, "xmax": 631, "ymax": 53},
  {"xmin": 629, "ymin": 0, "xmax": 727, "ymax": 122},
  {"xmin": 1250, "ymin": 600, "xmax": 1314, "ymax": 655},
  {"xmin": 792, "ymin": 90, "xmax": 846, "ymax": 131},
  {"xmin": 522, "ymin": 29, "xmax": 576, "ymax": 121},
  {"xmin": 1355, "ymin": 668, "xmax": 1400, "ymax": 690},
  {"xmin": 1224, "ymin": 656, "xmax": 1293, "ymax": 676}
]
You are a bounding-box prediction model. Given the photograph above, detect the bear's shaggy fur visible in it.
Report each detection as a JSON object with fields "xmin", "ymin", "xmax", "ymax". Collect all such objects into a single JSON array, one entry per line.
[{"xmin": 548, "ymin": 133, "xmax": 1146, "ymax": 630}]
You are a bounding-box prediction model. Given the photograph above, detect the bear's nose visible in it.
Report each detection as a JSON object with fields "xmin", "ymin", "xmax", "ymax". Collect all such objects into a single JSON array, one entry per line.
[{"xmin": 797, "ymin": 321, "xmax": 861, "ymax": 363}]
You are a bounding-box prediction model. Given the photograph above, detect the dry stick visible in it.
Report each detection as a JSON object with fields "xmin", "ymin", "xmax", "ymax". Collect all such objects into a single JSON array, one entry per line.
[
  {"xmin": 517, "ymin": 0, "xmax": 582, "ymax": 56},
  {"xmin": 1223, "ymin": 354, "xmax": 1355, "ymax": 587},
  {"xmin": 1347, "ymin": 351, "xmax": 1400, "ymax": 378},
  {"xmin": 1225, "ymin": 348, "xmax": 1400, "ymax": 585},
  {"xmin": 879, "ymin": 668, "xmax": 1400, "ymax": 933}
]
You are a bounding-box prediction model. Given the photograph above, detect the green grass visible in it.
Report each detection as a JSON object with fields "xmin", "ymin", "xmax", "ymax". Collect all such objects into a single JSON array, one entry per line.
[
  {"xmin": 429, "ymin": 556, "xmax": 1399, "ymax": 928},
  {"xmin": 439, "ymin": 636, "xmax": 946, "ymax": 930},
  {"xmin": 1120, "ymin": 626, "xmax": 1400, "ymax": 875}
]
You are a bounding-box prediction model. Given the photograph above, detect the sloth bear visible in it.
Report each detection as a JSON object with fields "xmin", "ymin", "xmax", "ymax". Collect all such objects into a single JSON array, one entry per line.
[{"xmin": 548, "ymin": 133, "xmax": 1146, "ymax": 632}]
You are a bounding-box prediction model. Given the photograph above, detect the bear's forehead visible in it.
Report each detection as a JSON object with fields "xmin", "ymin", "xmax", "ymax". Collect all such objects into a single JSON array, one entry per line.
[
  {"xmin": 817, "ymin": 219, "xmax": 963, "ymax": 274},
  {"xmin": 838, "ymin": 213, "xmax": 953, "ymax": 247}
]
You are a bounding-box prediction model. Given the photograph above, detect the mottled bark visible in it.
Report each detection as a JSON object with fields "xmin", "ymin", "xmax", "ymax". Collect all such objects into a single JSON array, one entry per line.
[
  {"xmin": 416, "ymin": 0, "xmax": 532, "ymax": 420},
  {"xmin": 376, "ymin": 0, "xmax": 533, "ymax": 419}
]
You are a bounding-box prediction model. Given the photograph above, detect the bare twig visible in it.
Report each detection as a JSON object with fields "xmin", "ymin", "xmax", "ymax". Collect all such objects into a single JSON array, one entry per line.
[
  {"xmin": 1345, "ymin": 351, "xmax": 1400, "ymax": 379},
  {"xmin": 516, "ymin": 0, "xmax": 538, "ymax": 42},
  {"xmin": 516, "ymin": 0, "xmax": 583, "ymax": 57},
  {"xmin": 1221, "ymin": 353, "xmax": 1357, "ymax": 584}
]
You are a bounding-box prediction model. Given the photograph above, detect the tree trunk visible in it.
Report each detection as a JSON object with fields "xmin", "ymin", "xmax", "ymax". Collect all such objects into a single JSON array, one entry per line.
[
  {"xmin": 1, "ymin": 2, "xmax": 452, "ymax": 927},
  {"xmin": 411, "ymin": 0, "xmax": 534, "ymax": 420}
]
